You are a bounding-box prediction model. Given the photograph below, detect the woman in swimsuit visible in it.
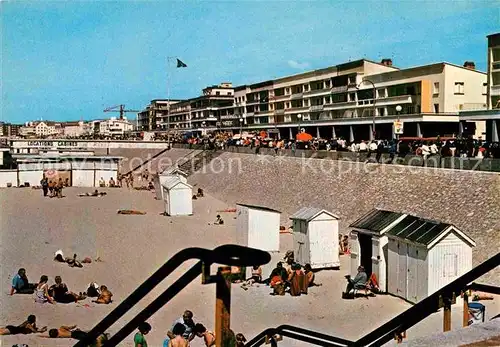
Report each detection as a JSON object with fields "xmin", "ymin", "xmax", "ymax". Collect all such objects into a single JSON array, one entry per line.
[
  {"xmin": 34, "ymin": 275, "xmax": 55, "ymax": 304},
  {"xmin": 49, "ymin": 276, "xmax": 86, "ymax": 303},
  {"xmin": 0, "ymin": 315, "xmax": 47, "ymax": 335}
]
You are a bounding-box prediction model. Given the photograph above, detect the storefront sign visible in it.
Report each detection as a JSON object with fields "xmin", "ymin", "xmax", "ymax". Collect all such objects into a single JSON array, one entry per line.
[
  {"xmin": 394, "ymin": 121, "xmax": 404, "ymax": 135},
  {"xmin": 27, "ymin": 141, "xmax": 79, "ymax": 147}
]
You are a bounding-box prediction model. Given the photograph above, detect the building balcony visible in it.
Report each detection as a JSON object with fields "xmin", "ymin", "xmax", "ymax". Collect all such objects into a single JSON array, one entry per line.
[
  {"xmin": 330, "ymin": 85, "xmax": 349, "ymax": 94},
  {"xmin": 285, "ymin": 106, "xmax": 309, "ymax": 114},
  {"xmin": 270, "ymin": 94, "xmax": 289, "ymax": 102},
  {"xmin": 324, "ymin": 101, "xmax": 358, "ymax": 111},
  {"xmin": 491, "ymin": 85, "xmax": 500, "ymax": 96},
  {"xmin": 220, "ymin": 114, "xmax": 239, "ymax": 120},
  {"xmin": 245, "ymin": 99, "xmax": 260, "ymax": 105},
  {"xmin": 303, "ymin": 88, "xmax": 331, "ymax": 97},
  {"xmin": 309, "ymin": 105, "xmax": 324, "ymax": 112},
  {"xmin": 274, "ymin": 109, "xmax": 285, "ymax": 115},
  {"xmin": 290, "ymin": 93, "xmax": 303, "ymax": 100}
]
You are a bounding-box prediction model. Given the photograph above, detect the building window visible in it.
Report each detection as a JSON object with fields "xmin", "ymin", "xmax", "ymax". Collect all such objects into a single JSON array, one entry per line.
[
  {"xmin": 377, "ymin": 108, "xmax": 385, "ymax": 116},
  {"xmin": 483, "ymin": 82, "xmax": 488, "ymax": 95},
  {"xmin": 227, "ymin": 92, "xmax": 232, "ymax": 95},
  {"xmin": 454, "ymin": 82, "xmax": 464, "ymax": 95},
  {"xmin": 324, "ymin": 80, "xmax": 331, "ymax": 88},
  {"xmin": 434, "ymin": 103, "xmax": 439, "ymax": 113},
  {"xmin": 348, "ymin": 75, "xmax": 356, "ymax": 84},
  {"xmin": 433, "ymin": 82, "xmax": 440, "ymax": 95},
  {"xmin": 348, "ymin": 93, "xmax": 356, "ymax": 102},
  {"xmin": 377, "ymin": 89, "xmax": 386, "ymax": 98}
]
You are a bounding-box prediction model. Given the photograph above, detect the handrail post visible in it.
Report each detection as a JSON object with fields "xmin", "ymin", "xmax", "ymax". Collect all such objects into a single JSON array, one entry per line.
[
  {"xmin": 443, "ymin": 296, "xmax": 452, "ymax": 332},
  {"xmin": 462, "ymin": 290, "xmax": 469, "ymax": 327},
  {"xmin": 215, "ymin": 266, "xmax": 233, "ymax": 347}
]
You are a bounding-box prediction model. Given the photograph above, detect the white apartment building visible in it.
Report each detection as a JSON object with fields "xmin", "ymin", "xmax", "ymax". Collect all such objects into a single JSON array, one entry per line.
[
  {"xmin": 137, "ymin": 99, "xmax": 183, "ymax": 131},
  {"xmin": 460, "ymin": 32, "xmax": 500, "ymax": 142},
  {"xmin": 94, "ymin": 117, "xmax": 134, "ymax": 136},
  {"xmin": 164, "ymin": 59, "xmax": 486, "ymax": 141}
]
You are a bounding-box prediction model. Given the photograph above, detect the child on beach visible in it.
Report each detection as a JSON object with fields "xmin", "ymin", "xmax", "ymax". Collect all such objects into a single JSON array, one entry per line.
[
  {"xmin": 34, "ymin": 275, "xmax": 55, "ymax": 304},
  {"xmin": 134, "ymin": 322, "xmax": 151, "ymax": 347}
]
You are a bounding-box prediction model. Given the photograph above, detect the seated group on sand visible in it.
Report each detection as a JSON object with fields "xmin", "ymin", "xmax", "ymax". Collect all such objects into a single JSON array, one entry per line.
[{"xmin": 10, "ymin": 268, "xmax": 113, "ymax": 305}]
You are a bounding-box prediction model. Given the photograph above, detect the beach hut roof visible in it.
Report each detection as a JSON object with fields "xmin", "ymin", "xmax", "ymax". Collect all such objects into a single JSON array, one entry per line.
[{"xmin": 290, "ymin": 207, "xmax": 339, "ymax": 221}]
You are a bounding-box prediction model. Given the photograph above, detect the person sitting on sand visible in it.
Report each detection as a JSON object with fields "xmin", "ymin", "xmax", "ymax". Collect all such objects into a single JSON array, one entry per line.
[
  {"xmin": 92, "ymin": 285, "xmax": 113, "ymax": 304},
  {"xmin": 287, "ymin": 263, "xmax": 306, "ymax": 296},
  {"xmin": 45, "ymin": 325, "xmax": 108, "ymax": 346},
  {"xmin": 193, "ymin": 323, "xmax": 215, "ymax": 347},
  {"xmin": 10, "ymin": 268, "xmax": 36, "ymax": 295},
  {"xmin": 148, "ymin": 180, "xmax": 154, "ymax": 190},
  {"xmin": 304, "ymin": 264, "xmax": 322, "ymax": 287},
  {"xmin": 168, "ymin": 323, "xmax": 189, "ymax": 347},
  {"xmin": 99, "ymin": 177, "xmax": 106, "ymax": 187},
  {"xmin": 49, "ymin": 276, "xmax": 86, "ymax": 303},
  {"xmin": 134, "ymin": 322, "xmax": 151, "ymax": 347},
  {"xmin": 214, "ymin": 215, "xmax": 224, "ymax": 225},
  {"xmin": 343, "ymin": 265, "xmax": 368, "ymax": 297},
  {"xmin": 48, "ymin": 180, "xmax": 55, "ymax": 197},
  {"xmin": 241, "ymin": 265, "xmax": 263, "ymax": 290},
  {"xmin": 109, "ymin": 177, "xmax": 116, "ymax": 187},
  {"xmin": 86, "ymin": 282, "xmax": 101, "ymax": 297},
  {"xmin": 196, "ymin": 188, "xmax": 204, "ymax": 197},
  {"xmin": 34, "ymin": 275, "xmax": 55, "ymax": 304},
  {"xmin": 0, "ymin": 315, "xmax": 47, "ymax": 335}
]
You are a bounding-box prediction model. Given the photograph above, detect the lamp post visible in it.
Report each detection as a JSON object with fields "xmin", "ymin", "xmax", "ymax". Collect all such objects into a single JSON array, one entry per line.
[
  {"xmin": 395, "ymin": 105, "xmax": 402, "ymax": 140},
  {"xmin": 297, "ymin": 114, "xmax": 302, "ymax": 136},
  {"xmin": 357, "ymin": 79, "xmax": 377, "ymax": 140},
  {"xmin": 239, "ymin": 117, "xmax": 243, "ymax": 137}
]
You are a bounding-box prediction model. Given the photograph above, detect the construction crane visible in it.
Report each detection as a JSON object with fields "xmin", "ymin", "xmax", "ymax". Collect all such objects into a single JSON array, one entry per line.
[{"xmin": 103, "ymin": 104, "xmax": 140, "ymax": 120}]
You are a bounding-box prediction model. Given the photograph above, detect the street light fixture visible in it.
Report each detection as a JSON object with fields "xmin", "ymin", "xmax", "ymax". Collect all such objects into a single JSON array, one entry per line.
[
  {"xmin": 297, "ymin": 114, "xmax": 302, "ymax": 135},
  {"xmin": 239, "ymin": 117, "xmax": 243, "ymax": 136},
  {"xmin": 395, "ymin": 105, "xmax": 403, "ymax": 140},
  {"xmin": 356, "ymin": 79, "xmax": 377, "ymax": 140}
]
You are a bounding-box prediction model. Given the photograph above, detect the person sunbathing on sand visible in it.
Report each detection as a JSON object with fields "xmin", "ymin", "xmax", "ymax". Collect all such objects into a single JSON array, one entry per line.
[
  {"xmin": 92, "ymin": 285, "xmax": 113, "ymax": 304},
  {"xmin": 0, "ymin": 315, "xmax": 47, "ymax": 335},
  {"xmin": 44, "ymin": 325, "xmax": 108, "ymax": 346},
  {"xmin": 54, "ymin": 251, "xmax": 83, "ymax": 268}
]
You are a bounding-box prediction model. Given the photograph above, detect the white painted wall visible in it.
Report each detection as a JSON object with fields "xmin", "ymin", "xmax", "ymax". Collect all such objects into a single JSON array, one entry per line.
[
  {"xmin": 444, "ymin": 65, "xmax": 487, "ymax": 113},
  {"xmin": 308, "ymin": 213, "xmax": 339, "ymax": 268},
  {"xmin": 427, "ymin": 231, "xmax": 473, "ymax": 296},
  {"xmin": 247, "ymin": 208, "xmax": 280, "ymax": 252},
  {"xmin": 0, "ymin": 170, "xmax": 18, "ymax": 187},
  {"xmin": 18, "ymin": 170, "xmax": 43, "ymax": 186},
  {"xmin": 350, "ymin": 231, "xmax": 361, "ymax": 277},
  {"xmin": 236, "ymin": 206, "xmax": 250, "ymax": 248},
  {"xmin": 165, "ymin": 185, "xmax": 192, "ymax": 216},
  {"xmin": 72, "ymin": 170, "xmax": 95, "ymax": 187},
  {"xmin": 371, "ymin": 235, "xmax": 389, "ymax": 292},
  {"xmin": 293, "ymin": 220, "xmax": 309, "ymax": 265}
]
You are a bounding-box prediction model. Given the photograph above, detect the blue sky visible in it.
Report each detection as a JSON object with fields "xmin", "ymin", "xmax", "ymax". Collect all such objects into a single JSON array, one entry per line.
[{"xmin": 1, "ymin": 0, "xmax": 499, "ymax": 124}]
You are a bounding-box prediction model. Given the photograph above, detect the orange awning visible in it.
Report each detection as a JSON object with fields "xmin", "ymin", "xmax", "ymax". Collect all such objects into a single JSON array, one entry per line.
[{"xmin": 296, "ymin": 132, "xmax": 313, "ymax": 141}]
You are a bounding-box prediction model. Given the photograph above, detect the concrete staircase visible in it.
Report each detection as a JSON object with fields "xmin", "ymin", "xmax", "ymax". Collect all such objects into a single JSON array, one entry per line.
[{"xmin": 177, "ymin": 149, "xmax": 223, "ymax": 176}]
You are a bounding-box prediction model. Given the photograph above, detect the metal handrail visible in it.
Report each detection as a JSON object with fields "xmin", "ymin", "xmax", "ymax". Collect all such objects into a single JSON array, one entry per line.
[
  {"xmin": 245, "ymin": 252, "xmax": 500, "ymax": 347},
  {"xmin": 74, "ymin": 245, "xmax": 270, "ymax": 347}
]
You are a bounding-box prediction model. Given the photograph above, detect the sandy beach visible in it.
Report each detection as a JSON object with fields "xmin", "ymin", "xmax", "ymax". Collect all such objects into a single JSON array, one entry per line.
[{"xmin": 1, "ymin": 187, "xmax": 499, "ymax": 347}]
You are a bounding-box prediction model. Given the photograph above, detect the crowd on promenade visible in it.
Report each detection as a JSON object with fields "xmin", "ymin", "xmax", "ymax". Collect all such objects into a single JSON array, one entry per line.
[{"xmin": 169, "ymin": 132, "xmax": 500, "ymax": 160}]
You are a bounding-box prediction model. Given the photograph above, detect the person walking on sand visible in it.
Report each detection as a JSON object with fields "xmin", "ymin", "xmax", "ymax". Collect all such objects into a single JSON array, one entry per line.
[
  {"xmin": 168, "ymin": 323, "xmax": 189, "ymax": 347},
  {"xmin": 134, "ymin": 322, "xmax": 151, "ymax": 347},
  {"xmin": 40, "ymin": 175, "xmax": 48, "ymax": 197}
]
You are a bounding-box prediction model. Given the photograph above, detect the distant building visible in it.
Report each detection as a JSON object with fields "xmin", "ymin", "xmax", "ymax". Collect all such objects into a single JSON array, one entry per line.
[
  {"xmin": 92, "ymin": 117, "xmax": 134, "ymax": 136},
  {"xmin": 0, "ymin": 122, "xmax": 22, "ymax": 137},
  {"xmin": 137, "ymin": 99, "xmax": 182, "ymax": 132},
  {"xmin": 62, "ymin": 121, "xmax": 90, "ymax": 137}
]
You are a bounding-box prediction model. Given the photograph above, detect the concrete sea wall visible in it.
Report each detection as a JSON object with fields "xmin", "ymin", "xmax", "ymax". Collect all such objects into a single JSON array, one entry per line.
[{"xmin": 187, "ymin": 151, "xmax": 500, "ymax": 285}]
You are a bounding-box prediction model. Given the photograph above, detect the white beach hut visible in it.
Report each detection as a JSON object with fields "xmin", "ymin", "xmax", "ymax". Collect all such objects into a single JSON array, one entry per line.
[
  {"xmin": 349, "ymin": 209, "xmax": 406, "ymax": 292},
  {"xmin": 154, "ymin": 166, "xmax": 189, "ymax": 200},
  {"xmin": 290, "ymin": 207, "xmax": 340, "ymax": 269},
  {"xmin": 162, "ymin": 176, "xmax": 193, "ymax": 216},
  {"xmin": 235, "ymin": 203, "xmax": 281, "ymax": 252},
  {"xmin": 386, "ymin": 215, "xmax": 475, "ymax": 303}
]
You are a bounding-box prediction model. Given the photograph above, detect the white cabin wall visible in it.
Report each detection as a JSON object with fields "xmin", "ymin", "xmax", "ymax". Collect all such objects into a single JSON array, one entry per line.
[
  {"xmin": 427, "ymin": 231, "xmax": 472, "ymax": 296},
  {"xmin": 247, "ymin": 209, "xmax": 280, "ymax": 252},
  {"xmin": 350, "ymin": 231, "xmax": 361, "ymax": 277},
  {"xmin": 235, "ymin": 206, "xmax": 249, "ymax": 247}
]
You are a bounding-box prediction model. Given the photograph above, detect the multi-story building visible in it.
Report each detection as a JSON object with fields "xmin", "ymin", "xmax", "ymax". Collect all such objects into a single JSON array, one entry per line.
[
  {"xmin": 18, "ymin": 121, "xmax": 63, "ymax": 138},
  {"xmin": 0, "ymin": 122, "xmax": 22, "ymax": 137},
  {"xmin": 137, "ymin": 99, "xmax": 183, "ymax": 131},
  {"xmin": 168, "ymin": 83, "xmax": 234, "ymax": 134},
  {"xmin": 459, "ymin": 32, "xmax": 500, "ymax": 142},
  {"xmin": 164, "ymin": 58, "xmax": 486, "ymax": 141}
]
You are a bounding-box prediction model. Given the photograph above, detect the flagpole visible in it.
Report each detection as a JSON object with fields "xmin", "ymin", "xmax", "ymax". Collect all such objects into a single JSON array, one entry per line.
[{"xmin": 166, "ymin": 57, "xmax": 175, "ymax": 148}]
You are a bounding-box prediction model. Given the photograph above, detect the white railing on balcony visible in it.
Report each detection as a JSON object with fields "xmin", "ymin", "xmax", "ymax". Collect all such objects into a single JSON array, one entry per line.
[
  {"xmin": 310, "ymin": 105, "xmax": 324, "ymax": 112},
  {"xmin": 330, "ymin": 86, "xmax": 348, "ymax": 94},
  {"xmin": 290, "ymin": 93, "xmax": 303, "ymax": 100}
]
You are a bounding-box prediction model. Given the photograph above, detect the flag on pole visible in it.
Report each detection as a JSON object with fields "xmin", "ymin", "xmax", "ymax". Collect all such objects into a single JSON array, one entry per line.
[{"xmin": 176, "ymin": 58, "xmax": 187, "ymax": 68}]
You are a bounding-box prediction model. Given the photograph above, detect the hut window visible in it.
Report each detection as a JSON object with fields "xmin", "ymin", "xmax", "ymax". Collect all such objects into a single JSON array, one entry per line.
[{"xmin": 443, "ymin": 254, "xmax": 458, "ymax": 277}]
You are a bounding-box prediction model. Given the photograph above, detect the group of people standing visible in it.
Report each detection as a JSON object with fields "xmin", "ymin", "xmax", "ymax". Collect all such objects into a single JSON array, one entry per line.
[{"xmin": 40, "ymin": 175, "xmax": 65, "ymax": 198}]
